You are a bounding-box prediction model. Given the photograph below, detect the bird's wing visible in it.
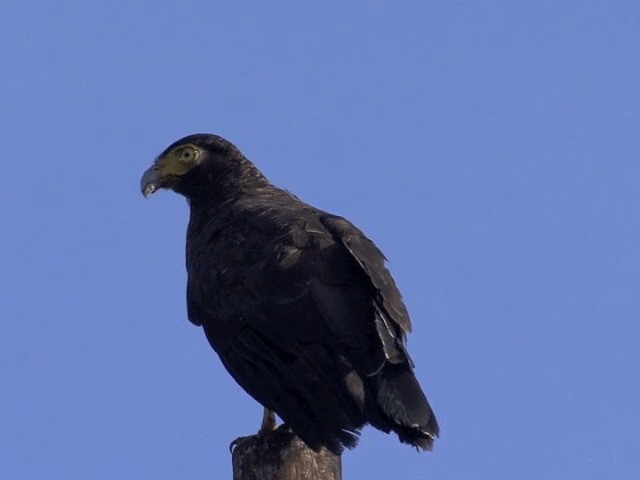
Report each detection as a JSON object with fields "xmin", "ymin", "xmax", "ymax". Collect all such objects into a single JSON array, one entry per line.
[
  {"xmin": 315, "ymin": 213, "xmax": 414, "ymax": 370},
  {"xmin": 228, "ymin": 208, "xmax": 415, "ymax": 375},
  {"xmin": 312, "ymin": 213, "xmax": 438, "ymax": 446}
]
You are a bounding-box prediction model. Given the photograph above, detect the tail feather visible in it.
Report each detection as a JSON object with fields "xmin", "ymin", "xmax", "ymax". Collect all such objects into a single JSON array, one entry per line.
[{"xmin": 372, "ymin": 363, "xmax": 439, "ymax": 450}]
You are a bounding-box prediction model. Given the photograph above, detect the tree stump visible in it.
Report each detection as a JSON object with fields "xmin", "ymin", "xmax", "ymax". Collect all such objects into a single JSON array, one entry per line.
[{"xmin": 232, "ymin": 429, "xmax": 342, "ymax": 480}]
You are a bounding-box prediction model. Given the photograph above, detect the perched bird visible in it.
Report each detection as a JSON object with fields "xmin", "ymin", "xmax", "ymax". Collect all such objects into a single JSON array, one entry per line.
[{"xmin": 140, "ymin": 134, "xmax": 439, "ymax": 454}]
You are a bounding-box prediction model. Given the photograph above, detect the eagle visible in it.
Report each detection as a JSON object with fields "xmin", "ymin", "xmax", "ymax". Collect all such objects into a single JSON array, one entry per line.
[{"xmin": 140, "ymin": 134, "xmax": 439, "ymax": 454}]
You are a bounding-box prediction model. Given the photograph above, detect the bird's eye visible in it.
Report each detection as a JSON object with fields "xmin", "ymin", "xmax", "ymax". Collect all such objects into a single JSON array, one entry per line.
[{"xmin": 178, "ymin": 148, "xmax": 197, "ymax": 163}]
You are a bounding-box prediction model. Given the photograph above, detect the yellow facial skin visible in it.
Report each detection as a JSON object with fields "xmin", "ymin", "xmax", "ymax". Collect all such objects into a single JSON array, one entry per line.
[{"xmin": 140, "ymin": 144, "xmax": 203, "ymax": 196}]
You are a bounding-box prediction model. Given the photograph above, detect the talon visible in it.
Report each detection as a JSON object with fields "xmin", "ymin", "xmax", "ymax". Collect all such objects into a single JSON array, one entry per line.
[{"xmin": 229, "ymin": 436, "xmax": 249, "ymax": 454}]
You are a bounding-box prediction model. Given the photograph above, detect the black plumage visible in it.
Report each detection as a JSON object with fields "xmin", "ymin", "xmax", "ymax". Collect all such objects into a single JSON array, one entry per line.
[{"xmin": 141, "ymin": 134, "xmax": 439, "ymax": 454}]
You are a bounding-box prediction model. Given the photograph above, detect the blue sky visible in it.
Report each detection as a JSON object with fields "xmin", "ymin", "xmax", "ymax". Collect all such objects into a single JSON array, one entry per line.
[{"xmin": 2, "ymin": 1, "xmax": 639, "ymax": 479}]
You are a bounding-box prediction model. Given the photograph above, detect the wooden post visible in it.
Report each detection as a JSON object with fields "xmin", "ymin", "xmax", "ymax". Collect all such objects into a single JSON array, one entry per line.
[{"xmin": 232, "ymin": 429, "xmax": 342, "ymax": 480}]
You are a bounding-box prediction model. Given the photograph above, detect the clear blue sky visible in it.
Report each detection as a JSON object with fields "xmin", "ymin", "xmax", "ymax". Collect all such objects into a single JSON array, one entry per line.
[{"xmin": 2, "ymin": 1, "xmax": 638, "ymax": 479}]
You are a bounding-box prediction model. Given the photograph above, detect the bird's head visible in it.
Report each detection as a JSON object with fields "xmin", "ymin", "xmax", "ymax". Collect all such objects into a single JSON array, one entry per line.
[{"xmin": 141, "ymin": 133, "xmax": 265, "ymax": 202}]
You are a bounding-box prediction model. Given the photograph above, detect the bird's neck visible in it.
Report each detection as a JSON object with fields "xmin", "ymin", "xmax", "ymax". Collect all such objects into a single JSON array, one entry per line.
[
  {"xmin": 184, "ymin": 163, "xmax": 271, "ymax": 216},
  {"xmin": 180, "ymin": 157, "xmax": 269, "ymax": 208}
]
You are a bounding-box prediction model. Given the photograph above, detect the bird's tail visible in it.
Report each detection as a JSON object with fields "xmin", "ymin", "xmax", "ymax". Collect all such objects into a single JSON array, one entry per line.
[{"xmin": 370, "ymin": 363, "xmax": 439, "ymax": 450}]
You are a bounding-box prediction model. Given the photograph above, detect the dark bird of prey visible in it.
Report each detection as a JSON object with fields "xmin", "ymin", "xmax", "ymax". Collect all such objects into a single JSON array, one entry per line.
[{"xmin": 140, "ymin": 134, "xmax": 439, "ymax": 454}]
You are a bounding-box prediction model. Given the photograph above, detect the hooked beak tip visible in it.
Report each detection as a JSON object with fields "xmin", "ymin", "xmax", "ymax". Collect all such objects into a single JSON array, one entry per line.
[
  {"xmin": 142, "ymin": 183, "xmax": 157, "ymax": 198},
  {"xmin": 140, "ymin": 166, "xmax": 163, "ymax": 198}
]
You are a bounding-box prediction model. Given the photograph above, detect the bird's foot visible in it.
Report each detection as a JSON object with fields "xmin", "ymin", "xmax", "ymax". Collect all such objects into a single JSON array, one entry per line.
[
  {"xmin": 229, "ymin": 435, "xmax": 252, "ymax": 453},
  {"xmin": 229, "ymin": 409, "xmax": 278, "ymax": 453}
]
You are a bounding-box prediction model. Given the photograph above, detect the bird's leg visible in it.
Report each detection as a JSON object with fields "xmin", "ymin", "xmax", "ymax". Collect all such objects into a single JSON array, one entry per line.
[
  {"xmin": 259, "ymin": 408, "xmax": 277, "ymax": 433},
  {"xmin": 230, "ymin": 408, "xmax": 278, "ymax": 453}
]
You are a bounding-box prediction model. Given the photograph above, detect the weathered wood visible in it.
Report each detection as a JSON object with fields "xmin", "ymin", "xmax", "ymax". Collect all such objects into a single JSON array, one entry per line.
[{"xmin": 232, "ymin": 429, "xmax": 342, "ymax": 480}]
